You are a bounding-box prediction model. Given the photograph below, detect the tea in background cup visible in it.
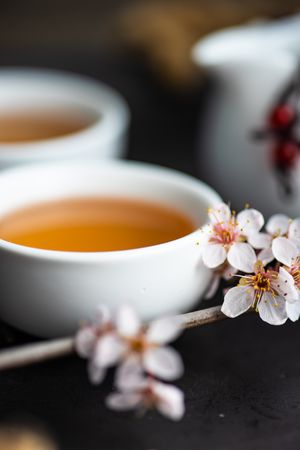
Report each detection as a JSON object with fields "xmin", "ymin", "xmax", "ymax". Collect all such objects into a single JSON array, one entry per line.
[{"xmin": 0, "ymin": 68, "xmax": 130, "ymax": 169}]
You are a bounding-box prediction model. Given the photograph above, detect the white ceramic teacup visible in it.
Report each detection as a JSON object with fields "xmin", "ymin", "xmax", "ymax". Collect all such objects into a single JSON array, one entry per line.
[
  {"xmin": 0, "ymin": 161, "xmax": 221, "ymax": 337},
  {"xmin": 0, "ymin": 68, "xmax": 129, "ymax": 169}
]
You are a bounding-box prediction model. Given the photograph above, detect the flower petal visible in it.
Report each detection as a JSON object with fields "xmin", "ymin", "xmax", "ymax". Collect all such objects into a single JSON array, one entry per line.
[
  {"xmin": 288, "ymin": 218, "xmax": 300, "ymax": 241},
  {"xmin": 88, "ymin": 361, "xmax": 106, "ymax": 385},
  {"xmin": 266, "ymin": 214, "xmax": 290, "ymax": 236},
  {"xmin": 237, "ymin": 209, "xmax": 264, "ymax": 236},
  {"xmin": 272, "ymin": 237, "xmax": 298, "ymax": 267},
  {"xmin": 257, "ymin": 292, "xmax": 287, "ymax": 325},
  {"xmin": 222, "ymin": 285, "xmax": 253, "ymax": 317},
  {"xmin": 257, "ymin": 247, "xmax": 274, "ymax": 266},
  {"xmin": 93, "ymin": 333, "xmax": 124, "ymax": 368},
  {"xmin": 276, "ymin": 267, "xmax": 299, "ymax": 302},
  {"xmin": 208, "ymin": 203, "xmax": 231, "ymax": 224},
  {"xmin": 286, "ymin": 300, "xmax": 300, "ymax": 322},
  {"xmin": 202, "ymin": 244, "xmax": 227, "ymax": 268},
  {"xmin": 106, "ymin": 392, "xmax": 143, "ymax": 411},
  {"xmin": 146, "ymin": 316, "xmax": 183, "ymax": 345},
  {"xmin": 222, "ymin": 264, "xmax": 237, "ymax": 280},
  {"xmin": 143, "ymin": 347, "xmax": 184, "ymax": 381},
  {"xmin": 227, "ymin": 242, "xmax": 256, "ymax": 273},
  {"xmin": 75, "ymin": 326, "xmax": 96, "ymax": 358},
  {"xmin": 94, "ymin": 304, "xmax": 111, "ymax": 326},
  {"xmin": 247, "ymin": 232, "xmax": 272, "ymax": 249},
  {"xmin": 153, "ymin": 382, "xmax": 185, "ymax": 421},
  {"xmin": 115, "ymin": 304, "xmax": 141, "ymax": 337},
  {"xmin": 197, "ymin": 224, "xmax": 211, "ymax": 246},
  {"xmin": 115, "ymin": 356, "xmax": 146, "ymax": 392},
  {"xmin": 289, "ymin": 238, "xmax": 300, "ymax": 252}
]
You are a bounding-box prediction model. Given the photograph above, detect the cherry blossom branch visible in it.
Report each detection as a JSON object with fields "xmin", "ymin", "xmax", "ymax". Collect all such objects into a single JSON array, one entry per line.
[
  {"xmin": 0, "ymin": 336, "xmax": 74, "ymax": 371},
  {"xmin": 0, "ymin": 306, "xmax": 225, "ymax": 371},
  {"xmin": 180, "ymin": 305, "xmax": 226, "ymax": 328}
]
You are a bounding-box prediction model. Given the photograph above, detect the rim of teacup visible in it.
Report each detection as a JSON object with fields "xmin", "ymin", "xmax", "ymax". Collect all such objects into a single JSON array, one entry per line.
[
  {"xmin": 192, "ymin": 23, "xmax": 297, "ymax": 69},
  {"xmin": 0, "ymin": 67, "xmax": 130, "ymax": 159},
  {"xmin": 0, "ymin": 160, "xmax": 222, "ymax": 261}
]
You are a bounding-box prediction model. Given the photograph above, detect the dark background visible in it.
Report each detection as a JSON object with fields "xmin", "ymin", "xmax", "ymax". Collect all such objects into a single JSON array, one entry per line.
[{"xmin": 1, "ymin": 1, "xmax": 300, "ymax": 449}]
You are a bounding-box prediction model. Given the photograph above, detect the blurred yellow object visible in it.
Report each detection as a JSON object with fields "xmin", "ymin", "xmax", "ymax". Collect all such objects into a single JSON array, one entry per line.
[
  {"xmin": 0, "ymin": 427, "xmax": 56, "ymax": 450},
  {"xmin": 119, "ymin": 0, "xmax": 300, "ymax": 89}
]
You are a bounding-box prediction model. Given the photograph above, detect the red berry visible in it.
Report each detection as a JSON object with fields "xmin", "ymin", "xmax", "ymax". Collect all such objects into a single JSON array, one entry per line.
[
  {"xmin": 273, "ymin": 141, "xmax": 299, "ymax": 168},
  {"xmin": 270, "ymin": 105, "xmax": 296, "ymax": 128}
]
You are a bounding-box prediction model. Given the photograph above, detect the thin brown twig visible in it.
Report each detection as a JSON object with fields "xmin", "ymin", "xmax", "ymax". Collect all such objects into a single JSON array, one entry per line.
[
  {"xmin": 0, "ymin": 306, "xmax": 225, "ymax": 372},
  {"xmin": 0, "ymin": 337, "xmax": 74, "ymax": 371},
  {"xmin": 181, "ymin": 305, "xmax": 226, "ymax": 329}
]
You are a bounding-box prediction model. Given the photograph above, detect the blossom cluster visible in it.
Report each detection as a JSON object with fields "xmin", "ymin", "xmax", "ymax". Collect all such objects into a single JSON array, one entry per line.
[
  {"xmin": 75, "ymin": 305, "xmax": 184, "ymax": 420},
  {"xmin": 200, "ymin": 203, "xmax": 300, "ymax": 325},
  {"xmin": 74, "ymin": 203, "xmax": 300, "ymax": 422}
]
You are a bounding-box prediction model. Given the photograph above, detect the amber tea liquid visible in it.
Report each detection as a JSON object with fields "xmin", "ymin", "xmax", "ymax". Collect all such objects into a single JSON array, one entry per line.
[
  {"xmin": 0, "ymin": 109, "xmax": 97, "ymax": 143},
  {"xmin": 0, "ymin": 197, "xmax": 195, "ymax": 252}
]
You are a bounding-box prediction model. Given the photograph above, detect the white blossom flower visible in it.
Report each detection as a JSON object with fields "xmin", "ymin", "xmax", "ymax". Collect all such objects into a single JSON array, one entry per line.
[
  {"xmin": 248, "ymin": 214, "xmax": 300, "ymax": 261},
  {"xmin": 106, "ymin": 357, "xmax": 185, "ymax": 421},
  {"xmin": 200, "ymin": 203, "xmax": 264, "ymax": 269},
  {"xmin": 204, "ymin": 262, "xmax": 237, "ymax": 300},
  {"xmin": 76, "ymin": 305, "xmax": 184, "ymax": 385},
  {"xmin": 221, "ymin": 245, "xmax": 298, "ymax": 325},
  {"xmin": 115, "ymin": 305, "xmax": 184, "ymax": 381},
  {"xmin": 272, "ymin": 237, "xmax": 300, "ymax": 321},
  {"xmin": 75, "ymin": 305, "xmax": 125, "ymax": 384}
]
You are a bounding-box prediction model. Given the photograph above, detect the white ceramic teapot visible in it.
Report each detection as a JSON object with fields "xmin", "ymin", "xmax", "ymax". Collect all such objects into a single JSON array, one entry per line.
[{"xmin": 192, "ymin": 14, "xmax": 300, "ymax": 217}]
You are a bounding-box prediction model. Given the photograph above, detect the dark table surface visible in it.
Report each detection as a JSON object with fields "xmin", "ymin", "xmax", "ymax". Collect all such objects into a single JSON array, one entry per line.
[{"xmin": 1, "ymin": 49, "xmax": 300, "ymax": 450}]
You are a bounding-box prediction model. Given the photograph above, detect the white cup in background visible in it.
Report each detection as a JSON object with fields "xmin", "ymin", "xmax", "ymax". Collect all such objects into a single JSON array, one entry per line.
[{"xmin": 0, "ymin": 68, "xmax": 130, "ymax": 169}]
